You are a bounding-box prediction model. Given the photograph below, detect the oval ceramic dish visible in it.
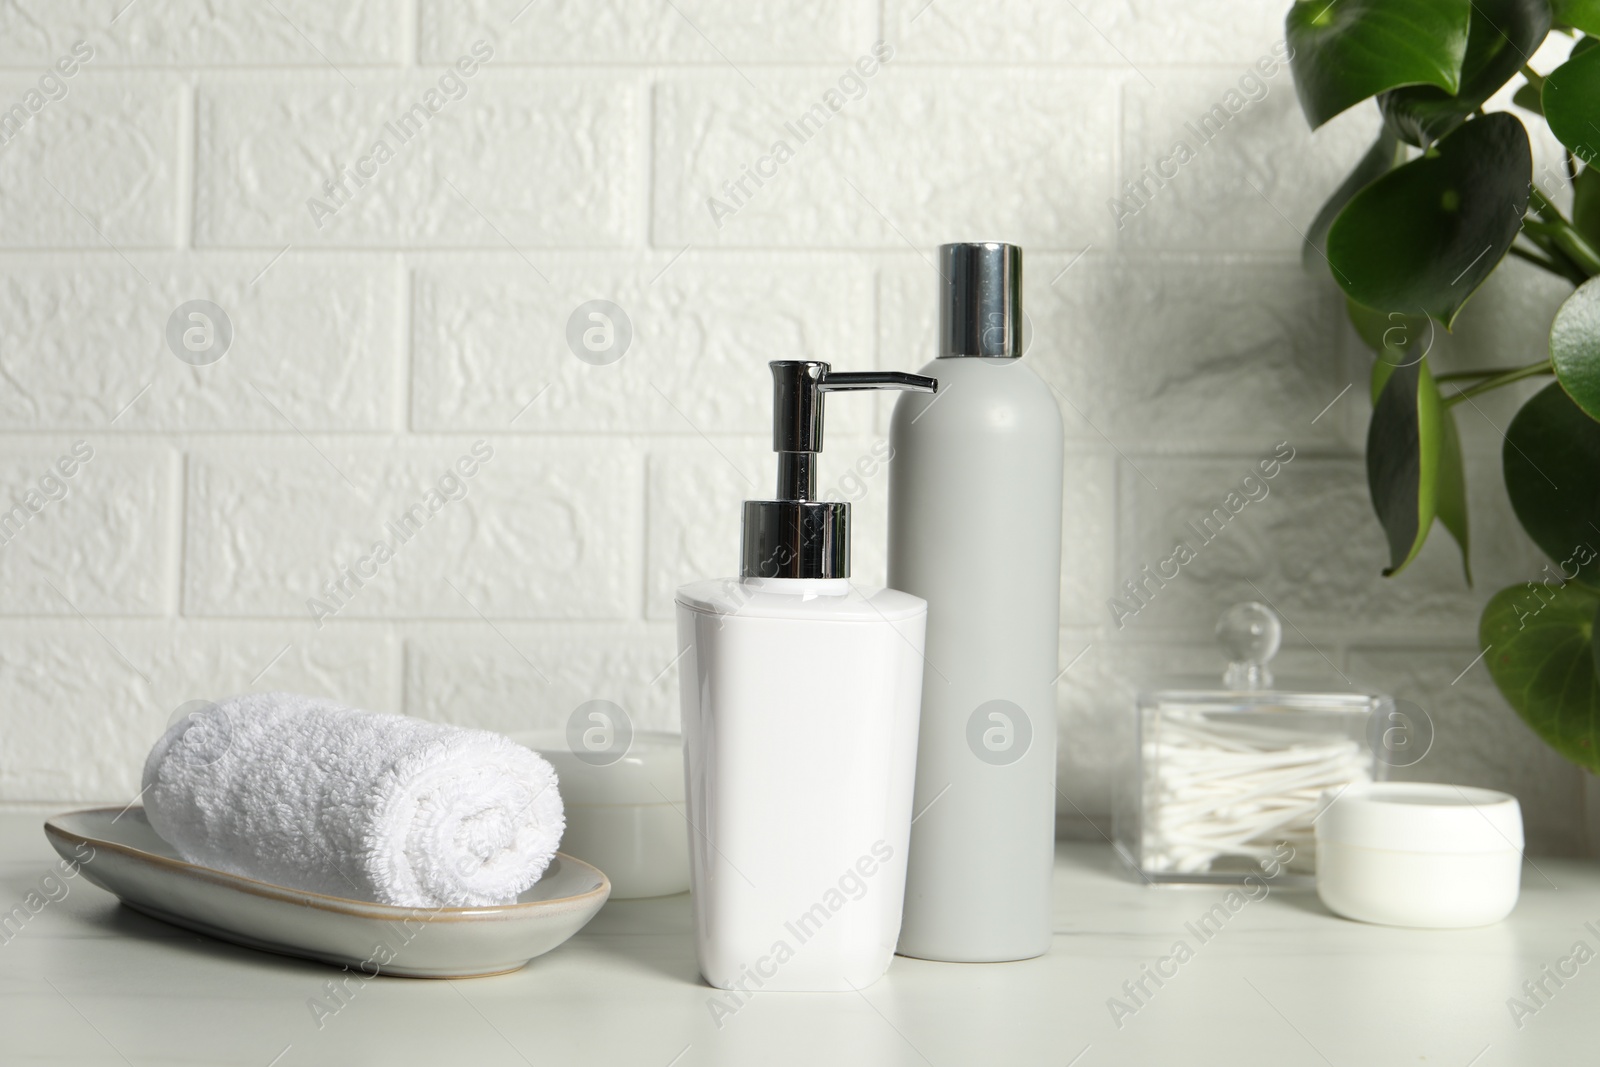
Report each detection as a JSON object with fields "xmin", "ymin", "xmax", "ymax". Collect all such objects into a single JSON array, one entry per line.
[{"xmin": 44, "ymin": 807, "xmax": 610, "ymax": 978}]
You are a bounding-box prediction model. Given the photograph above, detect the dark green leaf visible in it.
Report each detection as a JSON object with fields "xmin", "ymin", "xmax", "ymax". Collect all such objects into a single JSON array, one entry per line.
[
  {"xmin": 1365, "ymin": 341, "xmax": 1470, "ymax": 581},
  {"xmin": 1436, "ymin": 403, "xmax": 1472, "ymax": 582},
  {"xmin": 1555, "ymin": 0, "xmax": 1600, "ymax": 32},
  {"xmin": 1552, "ymin": 276, "xmax": 1600, "ymax": 419},
  {"xmin": 1505, "ymin": 382, "xmax": 1600, "ymax": 584},
  {"xmin": 1379, "ymin": 0, "xmax": 1552, "ymax": 146},
  {"xmin": 1480, "ymin": 580, "xmax": 1600, "ymax": 773},
  {"xmin": 1327, "ymin": 114, "xmax": 1531, "ymax": 326},
  {"xmin": 1286, "ymin": 0, "xmax": 1471, "ymax": 128},
  {"xmin": 1305, "ymin": 129, "xmax": 1405, "ymax": 269},
  {"xmin": 1367, "ymin": 359, "xmax": 1444, "ymax": 575},
  {"xmin": 1513, "ymin": 81, "xmax": 1545, "ymax": 114},
  {"xmin": 1545, "ymin": 42, "xmax": 1600, "ymax": 162},
  {"xmin": 1574, "ymin": 165, "xmax": 1600, "ymax": 243}
]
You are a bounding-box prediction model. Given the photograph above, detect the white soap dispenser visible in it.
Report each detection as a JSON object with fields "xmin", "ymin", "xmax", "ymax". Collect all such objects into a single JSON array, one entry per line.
[{"xmin": 676, "ymin": 359, "xmax": 935, "ymax": 993}]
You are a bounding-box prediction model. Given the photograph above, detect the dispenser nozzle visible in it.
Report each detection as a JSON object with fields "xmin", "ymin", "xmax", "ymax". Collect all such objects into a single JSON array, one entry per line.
[{"xmin": 743, "ymin": 361, "xmax": 936, "ymax": 579}]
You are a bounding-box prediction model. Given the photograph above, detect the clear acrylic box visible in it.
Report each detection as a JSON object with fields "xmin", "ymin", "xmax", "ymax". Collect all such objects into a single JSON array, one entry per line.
[{"xmin": 1113, "ymin": 603, "xmax": 1392, "ymax": 887}]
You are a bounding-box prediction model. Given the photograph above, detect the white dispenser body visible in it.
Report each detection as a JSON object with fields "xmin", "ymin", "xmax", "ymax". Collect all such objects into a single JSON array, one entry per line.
[
  {"xmin": 675, "ymin": 576, "xmax": 927, "ymax": 991},
  {"xmin": 889, "ymin": 354, "xmax": 1064, "ymax": 962}
]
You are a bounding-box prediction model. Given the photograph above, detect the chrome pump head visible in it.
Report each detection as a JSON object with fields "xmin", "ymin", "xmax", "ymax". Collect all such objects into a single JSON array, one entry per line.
[
  {"xmin": 938, "ymin": 242, "xmax": 1024, "ymax": 358},
  {"xmin": 741, "ymin": 360, "xmax": 936, "ymax": 579}
]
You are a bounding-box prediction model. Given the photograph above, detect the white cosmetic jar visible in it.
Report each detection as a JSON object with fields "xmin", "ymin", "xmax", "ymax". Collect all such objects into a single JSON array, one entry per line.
[
  {"xmin": 1315, "ymin": 782, "xmax": 1523, "ymax": 928},
  {"xmin": 512, "ymin": 730, "xmax": 690, "ymax": 900}
]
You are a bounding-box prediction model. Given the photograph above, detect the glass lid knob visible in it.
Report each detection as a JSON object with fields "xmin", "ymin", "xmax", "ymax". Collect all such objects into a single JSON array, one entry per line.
[{"xmin": 1216, "ymin": 601, "xmax": 1281, "ymax": 690}]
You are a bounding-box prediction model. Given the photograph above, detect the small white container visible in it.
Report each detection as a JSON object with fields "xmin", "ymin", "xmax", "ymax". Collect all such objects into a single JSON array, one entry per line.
[
  {"xmin": 1315, "ymin": 781, "xmax": 1523, "ymax": 928},
  {"xmin": 512, "ymin": 730, "xmax": 690, "ymax": 900}
]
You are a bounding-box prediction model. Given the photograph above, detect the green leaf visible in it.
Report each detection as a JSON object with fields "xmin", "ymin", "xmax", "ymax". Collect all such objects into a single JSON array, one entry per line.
[
  {"xmin": 1327, "ymin": 114, "xmax": 1532, "ymax": 326},
  {"xmin": 1574, "ymin": 165, "xmax": 1600, "ymax": 244},
  {"xmin": 1380, "ymin": 0, "xmax": 1552, "ymax": 146},
  {"xmin": 1505, "ymin": 382, "xmax": 1600, "ymax": 584},
  {"xmin": 1544, "ymin": 41, "xmax": 1600, "ymax": 162},
  {"xmin": 1365, "ymin": 343, "xmax": 1470, "ymax": 581},
  {"xmin": 1480, "ymin": 580, "xmax": 1600, "ymax": 773},
  {"xmin": 1286, "ymin": 0, "xmax": 1471, "ymax": 129},
  {"xmin": 1555, "ymin": 0, "xmax": 1600, "ymax": 32},
  {"xmin": 1304, "ymin": 129, "xmax": 1405, "ymax": 270},
  {"xmin": 1513, "ymin": 81, "xmax": 1545, "ymax": 114},
  {"xmin": 1367, "ymin": 359, "xmax": 1444, "ymax": 576},
  {"xmin": 1350, "ymin": 299, "xmax": 1435, "ymax": 373},
  {"xmin": 1436, "ymin": 402, "xmax": 1472, "ymax": 582},
  {"xmin": 1552, "ymin": 276, "xmax": 1600, "ymax": 419}
]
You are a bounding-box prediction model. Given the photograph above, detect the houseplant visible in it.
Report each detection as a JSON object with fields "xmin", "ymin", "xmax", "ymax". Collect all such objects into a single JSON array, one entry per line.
[{"xmin": 1285, "ymin": 0, "xmax": 1600, "ymax": 770}]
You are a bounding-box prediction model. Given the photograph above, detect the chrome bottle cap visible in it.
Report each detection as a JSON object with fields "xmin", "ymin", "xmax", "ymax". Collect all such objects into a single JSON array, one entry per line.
[
  {"xmin": 938, "ymin": 242, "xmax": 1023, "ymax": 358},
  {"xmin": 741, "ymin": 361, "xmax": 935, "ymax": 579}
]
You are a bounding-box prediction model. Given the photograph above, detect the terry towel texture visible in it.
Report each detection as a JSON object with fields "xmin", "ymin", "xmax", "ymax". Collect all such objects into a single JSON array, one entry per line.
[{"xmin": 142, "ymin": 692, "xmax": 565, "ymax": 907}]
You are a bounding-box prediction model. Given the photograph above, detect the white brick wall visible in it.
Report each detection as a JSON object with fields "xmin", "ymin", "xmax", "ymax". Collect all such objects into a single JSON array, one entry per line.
[{"xmin": 0, "ymin": 1, "xmax": 1590, "ymax": 855}]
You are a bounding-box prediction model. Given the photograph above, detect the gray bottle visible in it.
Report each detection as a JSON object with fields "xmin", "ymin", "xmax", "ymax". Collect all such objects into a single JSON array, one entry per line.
[{"xmin": 889, "ymin": 242, "xmax": 1063, "ymax": 962}]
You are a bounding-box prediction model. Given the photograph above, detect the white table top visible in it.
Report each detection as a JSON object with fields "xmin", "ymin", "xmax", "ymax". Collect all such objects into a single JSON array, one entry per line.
[{"xmin": 0, "ymin": 811, "xmax": 1590, "ymax": 1066}]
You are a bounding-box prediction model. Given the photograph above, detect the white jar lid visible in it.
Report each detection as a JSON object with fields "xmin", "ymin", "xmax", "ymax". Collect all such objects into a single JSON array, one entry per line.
[
  {"xmin": 510, "ymin": 729, "xmax": 685, "ymax": 807},
  {"xmin": 1316, "ymin": 782, "xmax": 1523, "ymax": 855}
]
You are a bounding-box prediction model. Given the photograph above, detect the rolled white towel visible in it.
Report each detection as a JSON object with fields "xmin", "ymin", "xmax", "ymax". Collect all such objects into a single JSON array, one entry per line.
[{"xmin": 142, "ymin": 692, "xmax": 565, "ymax": 908}]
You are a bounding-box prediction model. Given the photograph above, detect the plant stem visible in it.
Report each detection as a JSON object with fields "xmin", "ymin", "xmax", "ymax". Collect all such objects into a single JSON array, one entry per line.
[
  {"xmin": 1510, "ymin": 243, "xmax": 1577, "ymax": 278},
  {"xmin": 1436, "ymin": 364, "xmax": 1549, "ymax": 382},
  {"xmin": 1528, "ymin": 190, "xmax": 1600, "ymax": 276},
  {"xmin": 1442, "ymin": 360, "xmax": 1554, "ymax": 406}
]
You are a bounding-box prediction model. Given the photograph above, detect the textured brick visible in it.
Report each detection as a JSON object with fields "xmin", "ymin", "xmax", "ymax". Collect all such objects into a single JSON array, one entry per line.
[
  {"xmin": 402, "ymin": 623, "xmax": 680, "ymax": 735},
  {"xmin": 652, "ymin": 71, "xmax": 1116, "ymax": 248},
  {"xmin": 0, "ymin": 2, "xmax": 405, "ymax": 66},
  {"xmin": 1120, "ymin": 71, "xmax": 1381, "ymax": 253},
  {"xmin": 195, "ymin": 74, "xmax": 639, "ymax": 247},
  {"xmin": 412, "ymin": 255, "xmax": 873, "ymax": 433},
  {"xmin": 0, "ymin": 621, "xmax": 397, "ymax": 801},
  {"xmin": 184, "ymin": 441, "xmax": 641, "ymax": 620},
  {"xmin": 1115, "ymin": 455, "xmax": 1548, "ymax": 641},
  {"xmin": 0, "ymin": 441, "xmax": 174, "ymax": 615},
  {"xmin": 645, "ymin": 438, "xmax": 891, "ymax": 619},
  {"xmin": 881, "ymin": 256, "xmax": 1347, "ymax": 450},
  {"xmin": 1347, "ymin": 648, "xmax": 1586, "ymax": 857},
  {"xmin": 0, "ymin": 76, "xmax": 180, "ymax": 247},
  {"xmin": 421, "ymin": 0, "xmax": 877, "ymax": 64},
  {"xmin": 0, "ymin": 0, "xmax": 1584, "ymax": 848},
  {"xmin": 886, "ymin": 0, "xmax": 1289, "ymax": 65},
  {"xmin": 0, "ymin": 255, "xmax": 401, "ymax": 430}
]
